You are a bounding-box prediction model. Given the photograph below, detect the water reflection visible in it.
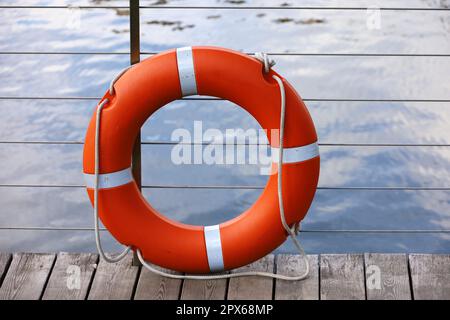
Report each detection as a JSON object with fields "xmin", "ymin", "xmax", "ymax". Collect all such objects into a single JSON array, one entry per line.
[
  {"xmin": 273, "ymin": 17, "xmax": 326, "ymax": 24},
  {"xmin": 0, "ymin": 0, "xmax": 449, "ymax": 253},
  {"xmin": 145, "ymin": 19, "xmax": 195, "ymax": 31}
]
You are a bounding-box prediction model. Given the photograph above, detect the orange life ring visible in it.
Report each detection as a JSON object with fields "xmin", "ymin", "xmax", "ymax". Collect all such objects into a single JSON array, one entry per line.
[{"xmin": 83, "ymin": 46, "xmax": 320, "ymax": 273}]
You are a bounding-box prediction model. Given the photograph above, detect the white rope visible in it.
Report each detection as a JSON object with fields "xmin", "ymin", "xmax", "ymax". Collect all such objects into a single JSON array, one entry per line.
[
  {"xmin": 109, "ymin": 65, "xmax": 132, "ymax": 95},
  {"xmin": 93, "ymin": 53, "xmax": 309, "ymax": 281},
  {"xmin": 254, "ymin": 52, "xmax": 276, "ymax": 73},
  {"xmin": 92, "ymin": 65, "xmax": 134, "ymax": 262},
  {"xmin": 94, "ymin": 98, "xmax": 132, "ymax": 263}
]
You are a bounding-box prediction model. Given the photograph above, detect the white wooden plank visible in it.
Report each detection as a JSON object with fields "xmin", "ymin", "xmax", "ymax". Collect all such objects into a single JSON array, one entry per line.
[
  {"xmin": 320, "ymin": 254, "xmax": 365, "ymax": 300},
  {"xmin": 181, "ymin": 273, "xmax": 228, "ymax": 300},
  {"xmin": 275, "ymin": 254, "xmax": 319, "ymax": 300},
  {"xmin": 42, "ymin": 252, "xmax": 98, "ymax": 300},
  {"xmin": 227, "ymin": 255, "xmax": 275, "ymax": 300},
  {"xmin": 0, "ymin": 253, "xmax": 55, "ymax": 300},
  {"xmin": 87, "ymin": 253, "xmax": 139, "ymax": 300},
  {"xmin": 134, "ymin": 264, "xmax": 182, "ymax": 300},
  {"xmin": 364, "ymin": 253, "xmax": 411, "ymax": 300},
  {"xmin": 409, "ymin": 254, "xmax": 450, "ymax": 300}
]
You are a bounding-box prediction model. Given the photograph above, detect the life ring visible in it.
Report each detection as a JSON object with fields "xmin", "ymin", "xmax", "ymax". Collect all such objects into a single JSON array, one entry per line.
[{"xmin": 83, "ymin": 46, "xmax": 320, "ymax": 273}]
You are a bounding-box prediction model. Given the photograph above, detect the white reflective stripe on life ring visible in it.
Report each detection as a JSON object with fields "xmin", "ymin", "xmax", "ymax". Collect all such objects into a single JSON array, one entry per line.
[
  {"xmin": 271, "ymin": 141, "xmax": 319, "ymax": 164},
  {"xmin": 84, "ymin": 167, "xmax": 133, "ymax": 189},
  {"xmin": 204, "ymin": 224, "xmax": 225, "ymax": 272},
  {"xmin": 176, "ymin": 46, "xmax": 198, "ymax": 96}
]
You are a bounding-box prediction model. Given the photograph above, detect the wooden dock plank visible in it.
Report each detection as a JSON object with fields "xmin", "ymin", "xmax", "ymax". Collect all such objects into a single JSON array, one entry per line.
[
  {"xmin": 409, "ymin": 254, "xmax": 450, "ymax": 300},
  {"xmin": 134, "ymin": 264, "xmax": 182, "ymax": 300},
  {"xmin": 181, "ymin": 274, "xmax": 228, "ymax": 300},
  {"xmin": 227, "ymin": 255, "xmax": 275, "ymax": 300},
  {"xmin": 42, "ymin": 253, "xmax": 98, "ymax": 300},
  {"xmin": 364, "ymin": 253, "xmax": 411, "ymax": 300},
  {"xmin": 87, "ymin": 253, "xmax": 139, "ymax": 300},
  {"xmin": 1, "ymin": 252, "xmax": 449, "ymax": 300},
  {"xmin": 0, "ymin": 253, "xmax": 12, "ymax": 286},
  {"xmin": 0, "ymin": 253, "xmax": 55, "ymax": 300},
  {"xmin": 320, "ymin": 254, "xmax": 365, "ymax": 300},
  {"xmin": 275, "ymin": 254, "xmax": 319, "ymax": 300}
]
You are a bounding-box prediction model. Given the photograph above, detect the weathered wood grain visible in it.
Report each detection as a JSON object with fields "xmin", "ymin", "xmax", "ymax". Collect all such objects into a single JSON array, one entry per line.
[
  {"xmin": 0, "ymin": 253, "xmax": 12, "ymax": 286},
  {"xmin": 275, "ymin": 254, "xmax": 319, "ymax": 300},
  {"xmin": 409, "ymin": 254, "xmax": 450, "ymax": 300},
  {"xmin": 227, "ymin": 255, "xmax": 275, "ymax": 300},
  {"xmin": 87, "ymin": 253, "xmax": 139, "ymax": 300},
  {"xmin": 42, "ymin": 253, "xmax": 98, "ymax": 300},
  {"xmin": 181, "ymin": 273, "xmax": 228, "ymax": 300},
  {"xmin": 2, "ymin": 252, "xmax": 449, "ymax": 300},
  {"xmin": 0, "ymin": 253, "xmax": 55, "ymax": 300},
  {"xmin": 320, "ymin": 254, "xmax": 365, "ymax": 300},
  {"xmin": 364, "ymin": 253, "xmax": 411, "ymax": 300},
  {"xmin": 134, "ymin": 264, "xmax": 182, "ymax": 300}
]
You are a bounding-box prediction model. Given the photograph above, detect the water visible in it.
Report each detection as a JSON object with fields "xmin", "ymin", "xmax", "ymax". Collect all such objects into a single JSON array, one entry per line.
[{"xmin": 0, "ymin": 0, "xmax": 450, "ymax": 254}]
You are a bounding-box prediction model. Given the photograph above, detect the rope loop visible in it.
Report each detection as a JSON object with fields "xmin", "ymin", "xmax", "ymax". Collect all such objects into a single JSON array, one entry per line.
[{"xmin": 254, "ymin": 52, "xmax": 276, "ymax": 73}]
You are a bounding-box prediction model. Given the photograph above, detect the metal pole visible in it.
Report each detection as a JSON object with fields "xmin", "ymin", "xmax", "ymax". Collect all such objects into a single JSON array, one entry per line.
[
  {"xmin": 130, "ymin": 0, "xmax": 142, "ymax": 266},
  {"xmin": 130, "ymin": 0, "xmax": 141, "ymax": 186}
]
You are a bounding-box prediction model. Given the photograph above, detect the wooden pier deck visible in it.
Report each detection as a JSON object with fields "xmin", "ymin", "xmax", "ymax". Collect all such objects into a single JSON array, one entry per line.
[{"xmin": 0, "ymin": 253, "xmax": 449, "ymax": 300}]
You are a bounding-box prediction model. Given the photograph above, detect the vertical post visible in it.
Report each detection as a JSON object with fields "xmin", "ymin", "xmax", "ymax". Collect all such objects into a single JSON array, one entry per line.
[
  {"xmin": 130, "ymin": 0, "xmax": 142, "ymax": 266},
  {"xmin": 130, "ymin": 0, "xmax": 140, "ymax": 68}
]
